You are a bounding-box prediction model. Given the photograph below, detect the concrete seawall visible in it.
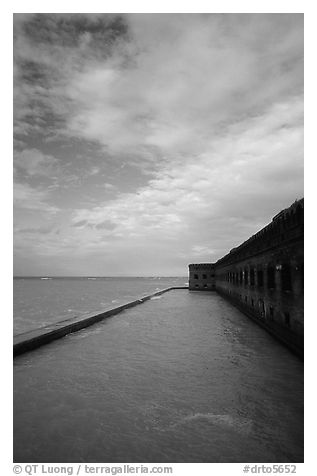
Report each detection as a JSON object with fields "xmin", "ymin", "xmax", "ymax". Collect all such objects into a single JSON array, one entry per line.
[{"xmin": 13, "ymin": 287, "xmax": 188, "ymax": 357}]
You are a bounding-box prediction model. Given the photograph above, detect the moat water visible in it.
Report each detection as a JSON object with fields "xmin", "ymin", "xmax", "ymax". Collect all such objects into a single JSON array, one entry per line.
[
  {"xmin": 13, "ymin": 276, "xmax": 187, "ymax": 334},
  {"xmin": 14, "ymin": 290, "xmax": 303, "ymax": 463}
]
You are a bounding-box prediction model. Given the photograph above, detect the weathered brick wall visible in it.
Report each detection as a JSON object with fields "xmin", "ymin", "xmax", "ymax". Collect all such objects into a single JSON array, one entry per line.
[
  {"xmin": 189, "ymin": 263, "xmax": 215, "ymax": 290},
  {"xmin": 188, "ymin": 199, "xmax": 304, "ymax": 357}
]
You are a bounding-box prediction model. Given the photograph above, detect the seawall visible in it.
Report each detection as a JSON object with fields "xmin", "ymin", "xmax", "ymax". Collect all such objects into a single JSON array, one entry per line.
[{"xmin": 13, "ymin": 287, "xmax": 188, "ymax": 357}]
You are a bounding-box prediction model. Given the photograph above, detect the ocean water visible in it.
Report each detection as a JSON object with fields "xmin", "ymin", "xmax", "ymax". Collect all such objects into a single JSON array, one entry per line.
[
  {"xmin": 14, "ymin": 290, "xmax": 303, "ymax": 463},
  {"xmin": 13, "ymin": 276, "xmax": 187, "ymax": 335}
]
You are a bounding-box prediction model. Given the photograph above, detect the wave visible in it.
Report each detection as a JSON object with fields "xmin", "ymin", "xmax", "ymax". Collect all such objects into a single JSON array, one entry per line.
[{"xmin": 169, "ymin": 413, "xmax": 253, "ymax": 434}]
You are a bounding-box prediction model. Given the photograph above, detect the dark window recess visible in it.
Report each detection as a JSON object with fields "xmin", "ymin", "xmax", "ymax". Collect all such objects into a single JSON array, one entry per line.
[
  {"xmin": 195, "ymin": 284, "xmax": 199, "ymax": 287},
  {"xmin": 202, "ymin": 274, "xmax": 207, "ymax": 279},
  {"xmin": 211, "ymin": 274, "xmax": 215, "ymax": 278},
  {"xmin": 251, "ymin": 299, "xmax": 254, "ymax": 307},
  {"xmin": 281, "ymin": 264, "xmax": 292, "ymax": 292},
  {"xmin": 267, "ymin": 266, "xmax": 275, "ymax": 289},
  {"xmin": 257, "ymin": 269, "xmax": 264, "ymax": 287},
  {"xmin": 269, "ymin": 306, "xmax": 274, "ymax": 319},
  {"xmin": 203, "ymin": 284, "xmax": 207, "ymax": 288},
  {"xmin": 250, "ymin": 268, "xmax": 255, "ymax": 286},
  {"xmin": 245, "ymin": 296, "xmax": 248, "ymax": 303},
  {"xmin": 300, "ymin": 263, "xmax": 304, "ymax": 290},
  {"xmin": 240, "ymin": 270, "xmax": 243, "ymax": 284},
  {"xmin": 244, "ymin": 269, "xmax": 248, "ymax": 285},
  {"xmin": 194, "ymin": 274, "xmax": 198, "ymax": 279},
  {"xmin": 258, "ymin": 299, "xmax": 265, "ymax": 316},
  {"xmin": 284, "ymin": 312, "xmax": 291, "ymax": 327}
]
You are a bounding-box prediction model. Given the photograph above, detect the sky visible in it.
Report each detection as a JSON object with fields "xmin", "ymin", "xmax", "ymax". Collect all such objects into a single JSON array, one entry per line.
[{"xmin": 13, "ymin": 13, "xmax": 304, "ymax": 277}]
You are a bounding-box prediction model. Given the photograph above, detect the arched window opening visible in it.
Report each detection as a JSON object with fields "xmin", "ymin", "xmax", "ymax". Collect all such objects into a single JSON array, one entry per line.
[
  {"xmin": 300, "ymin": 263, "xmax": 304, "ymax": 290},
  {"xmin": 281, "ymin": 264, "xmax": 292, "ymax": 292},
  {"xmin": 284, "ymin": 312, "xmax": 291, "ymax": 327},
  {"xmin": 257, "ymin": 269, "xmax": 263, "ymax": 287},
  {"xmin": 258, "ymin": 299, "xmax": 265, "ymax": 318},
  {"xmin": 267, "ymin": 266, "xmax": 275, "ymax": 289},
  {"xmin": 250, "ymin": 268, "xmax": 255, "ymax": 286}
]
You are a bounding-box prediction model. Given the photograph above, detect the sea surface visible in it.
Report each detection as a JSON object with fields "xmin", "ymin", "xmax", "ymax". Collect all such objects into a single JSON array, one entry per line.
[
  {"xmin": 13, "ymin": 276, "xmax": 187, "ymax": 335},
  {"xmin": 14, "ymin": 290, "xmax": 303, "ymax": 463}
]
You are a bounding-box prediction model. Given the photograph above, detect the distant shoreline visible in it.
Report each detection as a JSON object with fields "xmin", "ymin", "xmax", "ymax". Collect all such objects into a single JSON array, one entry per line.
[{"xmin": 13, "ymin": 275, "xmax": 188, "ymax": 279}]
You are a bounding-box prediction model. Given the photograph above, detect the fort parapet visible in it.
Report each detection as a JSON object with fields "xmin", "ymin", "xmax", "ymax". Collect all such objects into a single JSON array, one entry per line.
[
  {"xmin": 188, "ymin": 198, "xmax": 304, "ymax": 358},
  {"xmin": 188, "ymin": 263, "xmax": 215, "ymax": 290}
]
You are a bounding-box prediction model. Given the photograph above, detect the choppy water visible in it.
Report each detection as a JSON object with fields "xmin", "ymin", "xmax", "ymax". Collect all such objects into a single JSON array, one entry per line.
[
  {"xmin": 14, "ymin": 290, "xmax": 303, "ymax": 463},
  {"xmin": 13, "ymin": 277, "xmax": 187, "ymax": 334}
]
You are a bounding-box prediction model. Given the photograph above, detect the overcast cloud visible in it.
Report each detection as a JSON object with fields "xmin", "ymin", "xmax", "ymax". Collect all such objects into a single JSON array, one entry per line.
[{"xmin": 13, "ymin": 13, "xmax": 303, "ymax": 276}]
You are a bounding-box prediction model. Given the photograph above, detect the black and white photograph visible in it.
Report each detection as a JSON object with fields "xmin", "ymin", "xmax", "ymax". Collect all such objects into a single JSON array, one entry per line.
[{"xmin": 12, "ymin": 6, "xmax": 304, "ymax": 471}]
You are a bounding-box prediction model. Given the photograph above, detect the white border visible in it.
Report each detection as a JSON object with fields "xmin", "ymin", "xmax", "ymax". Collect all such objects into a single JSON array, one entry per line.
[{"xmin": 3, "ymin": 3, "xmax": 313, "ymax": 475}]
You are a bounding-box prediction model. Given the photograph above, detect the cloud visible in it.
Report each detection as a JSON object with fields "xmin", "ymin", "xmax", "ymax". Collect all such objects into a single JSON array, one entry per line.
[
  {"xmin": 72, "ymin": 220, "xmax": 88, "ymax": 227},
  {"xmin": 13, "ymin": 14, "xmax": 304, "ymax": 275},
  {"xmin": 95, "ymin": 220, "xmax": 117, "ymax": 230},
  {"xmin": 68, "ymin": 95, "xmax": 303, "ymax": 263},
  {"xmin": 14, "ymin": 14, "xmax": 303, "ymax": 158},
  {"xmin": 14, "ymin": 226, "xmax": 54, "ymax": 234},
  {"xmin": 14, "ymin": 148, "xmax": 59, "ymax": 177},
  {"xmin": 63, "ymin": 14, "xmax": 303, "ymax": 160},
  {"xmin": 13, "ymin": 13, "xmax": 128, "ymax": 140},
  {"xmin": 192, "ymin": 246, "xmax": 217, "ymax": 257},
  {"xmin": 14, "ymin": 182, "xmax": 59, "ymax": 213},
  {"xmin": 88, "ymin": 166, "xmax": 100, "ymax": 176}
]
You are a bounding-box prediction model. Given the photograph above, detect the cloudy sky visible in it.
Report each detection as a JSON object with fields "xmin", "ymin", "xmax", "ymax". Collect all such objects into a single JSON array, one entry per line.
[{"xmin": 13, "ymin": 13, "xmax": 303, "ymax": 276}]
